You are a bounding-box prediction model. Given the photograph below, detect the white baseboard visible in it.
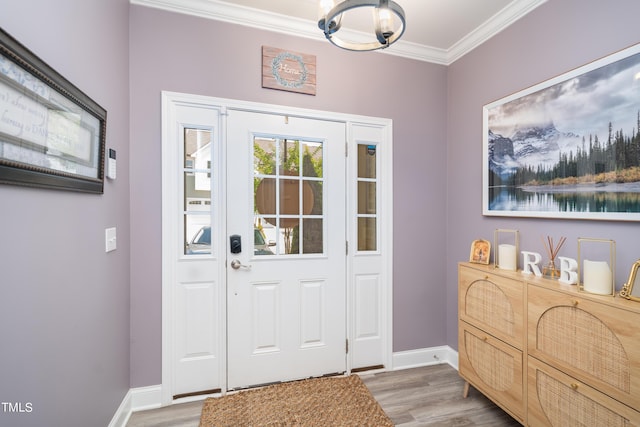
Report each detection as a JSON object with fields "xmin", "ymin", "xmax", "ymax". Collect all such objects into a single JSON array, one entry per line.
[
  {"xmin": 392, "ymin": 345, "xmax": 459, "ymax": 371},
  {"xmin": 108, "ymin": 389, "xmax": 131, "ymax": 427},
  {"xmin": 110, "ymin": 346, "xmax": 459, "ymax": 426},
  {"xmin": 109, "ymin": 385, "xmax": 162, "ymax": 427},
  {"xmin": 131, "ymin": 385, "xmax": 163, "ymax": 411}
]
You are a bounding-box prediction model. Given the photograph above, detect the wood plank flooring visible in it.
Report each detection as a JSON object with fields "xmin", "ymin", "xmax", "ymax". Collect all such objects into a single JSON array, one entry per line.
[{"xmin": 126, "ymin": 364, "xmax": 521, "ymax": 426}]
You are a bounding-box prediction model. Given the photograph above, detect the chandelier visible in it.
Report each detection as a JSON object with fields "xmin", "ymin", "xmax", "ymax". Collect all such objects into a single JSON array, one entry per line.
[{"xmin": 318, "ymin": 0, "xmax": 406, "ymax": 51}]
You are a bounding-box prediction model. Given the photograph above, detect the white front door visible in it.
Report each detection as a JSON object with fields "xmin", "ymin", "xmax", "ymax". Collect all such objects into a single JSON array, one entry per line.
[
  {"xmin": 226, "ymin": 110, "xmax": 347, "ymax": 389},
  {"xmin": 162, "ymin": 94, "xmax": 393, "ymax": 404}
]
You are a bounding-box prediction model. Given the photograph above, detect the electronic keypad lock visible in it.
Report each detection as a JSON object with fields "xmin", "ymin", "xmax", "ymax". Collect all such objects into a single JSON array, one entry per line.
[{"xmin": 230, "ymin": 234, "xmax": 242, "ymax": 254}]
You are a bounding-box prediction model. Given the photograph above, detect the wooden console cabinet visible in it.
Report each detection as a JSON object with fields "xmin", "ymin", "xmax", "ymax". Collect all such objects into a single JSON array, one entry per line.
[
  {"xmin": 458, "ymin": 262, "xmax": 640, "ymax": 426},
  {"xmin": 458, "ymin": 264, "xmax": 525, "ymax": 423}
]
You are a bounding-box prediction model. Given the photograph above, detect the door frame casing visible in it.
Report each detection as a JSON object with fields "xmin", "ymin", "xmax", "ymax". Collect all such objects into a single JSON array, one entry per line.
[{"xmin": 160, "ymin": 91, "xmax": 393, "ymax": 404}]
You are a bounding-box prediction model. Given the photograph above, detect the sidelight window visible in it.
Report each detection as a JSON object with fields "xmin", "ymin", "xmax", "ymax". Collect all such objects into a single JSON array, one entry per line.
[
  {"xmin": 357, "ymin": 143, "xmax": 377, "ymax": 251},
  {"xmin": 183, "ymin": 128, "xmax": 213, "ymax": 255}
]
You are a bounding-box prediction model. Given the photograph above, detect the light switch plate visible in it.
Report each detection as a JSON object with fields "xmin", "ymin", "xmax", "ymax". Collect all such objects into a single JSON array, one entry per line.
[{"xmin": 105, "ymin": 227, "xmax": 117, "ymax": 252}]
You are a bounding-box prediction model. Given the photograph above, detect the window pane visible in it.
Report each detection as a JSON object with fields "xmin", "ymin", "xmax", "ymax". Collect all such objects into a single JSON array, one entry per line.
[
  {"xmin": 302, "ymin": 141, "xmax": 323, "ymax": 178},
  {"xmin": 254, "ymin": 137, "xmax": 276, "ymax": 175},
  {"xmin": 280, "ymin": 178, "xmax": 300, "ymax": 215},
  {"xmin": 280, "ymin": 217, "xmax": 300, "ymax": 254},
  {"xmin": 279, "ymin": 139, "xmax": 299, "ymax": 175},
  {"xmin": 255, "ymin": 178, "xmax": 276, "ymax": 215},
  {"xmin": 358, "ymin": 217, "xmax": 377, "ymax": 251},
  {"xmin": 184, "ymin": 215, "xmax": 211, "ymax": 255},
  {"xmin": 256, "ymin": 217, "xmax": 278, "ymax": 256},
  {"xmin": 254, "ymin": 227, "xmax": 274, "ymax": 256},
  {"xmin": 304, "ymin": 181, "xmax": 321, "ymax": 215},
  {"xmin": 184, "ymin": 128, "xmax": 212, "ymax": 168},
  {"xmin": 302, "ymin": 219, "xmax": 323, "ymax": 254},
  {"xmin": 357, "ymin": 144, "xmax": 376, "ymax": 178},
  {"xmin": 184, "ymin": 172, "xmax": 211, "ymax": 210},
  {"xmin": 358, "ymin": 181, "xmax": 376, "ymax": 214}
]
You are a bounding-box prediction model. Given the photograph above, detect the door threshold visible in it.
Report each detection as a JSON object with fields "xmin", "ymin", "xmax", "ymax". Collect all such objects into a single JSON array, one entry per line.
[{"xmin": 173, "ymin": 388, "xmax": 221, "ymax": 400}]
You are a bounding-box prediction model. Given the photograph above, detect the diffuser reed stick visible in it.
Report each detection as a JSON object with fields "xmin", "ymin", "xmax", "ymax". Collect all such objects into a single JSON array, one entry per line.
[{"xmin": 541, "ymin": 235, "xmax": 566, "ymax": 278}]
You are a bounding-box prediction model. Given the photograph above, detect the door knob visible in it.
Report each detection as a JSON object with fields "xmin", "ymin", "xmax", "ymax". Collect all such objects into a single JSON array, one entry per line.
[{"xmin": 230, "ymin": 259, "xmax": 251, "ymax": 270}]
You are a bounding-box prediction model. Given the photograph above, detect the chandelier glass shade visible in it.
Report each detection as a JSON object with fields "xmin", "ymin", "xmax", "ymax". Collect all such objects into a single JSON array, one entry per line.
[{"xmin": 318, "ymin": 0, "xmax": 406, "ymax": 51}]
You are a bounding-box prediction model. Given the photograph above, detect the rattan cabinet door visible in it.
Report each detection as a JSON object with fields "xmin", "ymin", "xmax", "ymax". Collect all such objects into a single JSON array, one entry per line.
[
  {"xmin": 527, "ymin": 357, "xmax": 640, "ymax": 427},
  {"xmin": 459, "ymin": 265, "xmax": 524, "ymax": 349},
  {"xmin": 459, "ymin": 321, "xmax": 524, "ymax": 422},
  {"xmin": 528, "ymin": 283, "xmax": 640, "ymax": 411}
]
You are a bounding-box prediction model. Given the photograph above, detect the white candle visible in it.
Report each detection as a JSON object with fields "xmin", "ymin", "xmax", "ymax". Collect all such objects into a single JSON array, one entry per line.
[
  {"xmin": 498, "ymin": 244, "xmax": 517, "ymax": 271},
  {"xmin": 583, "ymin": 260, "xmax": 613, "ymax": 295}
]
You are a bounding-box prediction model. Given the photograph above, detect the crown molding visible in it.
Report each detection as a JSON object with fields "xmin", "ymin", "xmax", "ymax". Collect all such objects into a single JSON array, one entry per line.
[
  {"xmin": 131, "ymin": 0, "xmax": 546, "ymax": 65},
  {"xmin": 447, "ymin": 0, "xmax": 547, "ymax": 64}
]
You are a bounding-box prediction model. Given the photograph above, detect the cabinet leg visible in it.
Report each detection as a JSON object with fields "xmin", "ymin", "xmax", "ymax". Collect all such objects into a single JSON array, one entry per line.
[{"xmin": 463, "ymin": 381, "xmax": 470, "ymax": 398}]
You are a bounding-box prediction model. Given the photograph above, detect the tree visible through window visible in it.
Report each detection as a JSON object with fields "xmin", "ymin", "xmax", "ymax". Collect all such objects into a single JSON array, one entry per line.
[{"xmin": 254, "ymin": 137, "xmax": 324, "ymax": 255}]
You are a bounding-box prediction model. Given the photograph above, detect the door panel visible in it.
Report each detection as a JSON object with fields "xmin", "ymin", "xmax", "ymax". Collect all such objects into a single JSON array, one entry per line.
[
  {"xmin": 300, "ymin": 279, "xmax": 326, "ymax": 347},
  {"xmin": 226, "ymin": 111, "xmax": 346, "ymax": 389},
  {"xmin": 174, "ymin": 279, "xmax": 219, "ymax": 394}
]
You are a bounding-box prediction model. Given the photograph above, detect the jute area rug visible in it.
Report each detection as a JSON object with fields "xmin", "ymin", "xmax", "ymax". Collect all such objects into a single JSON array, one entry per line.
[{"xmin": 199, "ymin": 374, "xmax": 393, "ymax": 426}]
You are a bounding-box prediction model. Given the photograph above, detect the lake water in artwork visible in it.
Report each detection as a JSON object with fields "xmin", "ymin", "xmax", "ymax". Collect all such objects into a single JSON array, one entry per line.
[{"xmin": 489, "ymin": 182, "xmax": 640, "ymax": 213}]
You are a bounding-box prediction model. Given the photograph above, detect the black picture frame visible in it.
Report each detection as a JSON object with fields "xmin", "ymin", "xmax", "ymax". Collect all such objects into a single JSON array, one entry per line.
[
  {"xmin": 0, "ymin": 27, "xmax": 106, "ymax": 193},
  {"xmin": 483, "ymin": 43, "xmax": 640, "ymax": 221}
]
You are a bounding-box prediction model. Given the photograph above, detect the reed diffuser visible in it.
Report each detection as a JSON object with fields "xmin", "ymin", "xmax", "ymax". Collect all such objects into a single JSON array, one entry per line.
[{"xmin": 541, "ymin": 236, "xmax": 566, "ymax": 279}]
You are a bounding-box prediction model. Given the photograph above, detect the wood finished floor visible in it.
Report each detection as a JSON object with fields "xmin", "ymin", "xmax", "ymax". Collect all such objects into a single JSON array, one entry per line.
[{"xmin": 126, "ymin": 364, "xmax": 521, "ymax": 426}]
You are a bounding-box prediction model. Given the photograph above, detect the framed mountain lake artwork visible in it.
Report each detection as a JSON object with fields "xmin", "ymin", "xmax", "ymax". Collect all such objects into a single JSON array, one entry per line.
[{"xmin": 483, "ymin": 42, "xmax": 640, "ymax": 221}]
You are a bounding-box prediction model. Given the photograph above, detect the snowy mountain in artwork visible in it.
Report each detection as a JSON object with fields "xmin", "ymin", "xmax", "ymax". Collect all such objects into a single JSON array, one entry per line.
[{"xmin": 488, "ymin": 122, "xmax": 582, "ymax": 178}]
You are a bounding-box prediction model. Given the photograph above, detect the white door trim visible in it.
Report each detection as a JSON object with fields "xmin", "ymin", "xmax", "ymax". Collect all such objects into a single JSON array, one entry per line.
[{"xmin": 161, "ymin": 91, "xmax": 393, "ymax": 404}]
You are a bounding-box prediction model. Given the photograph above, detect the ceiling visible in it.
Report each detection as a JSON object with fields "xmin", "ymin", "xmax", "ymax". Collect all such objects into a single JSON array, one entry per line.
[{"xmin": 132, "ymin": 0, "xmax": 547, "ymax": 64}]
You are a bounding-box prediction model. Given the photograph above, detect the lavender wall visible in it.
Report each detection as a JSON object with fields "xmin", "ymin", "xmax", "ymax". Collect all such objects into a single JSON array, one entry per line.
[
  {"xmin": 0, "ymin": 1, "xmax": 130, "ymax": 426},
  {"xmin": 2, "ymin": 1, "xmax": 635, "ymax": 413},
  {"xmin": 129, "ymin": 5, "xmax": 448, "ymax": 386},
  {"xmin": 446, "ymin": 0, "xmax": 640, "ymax": 347}
]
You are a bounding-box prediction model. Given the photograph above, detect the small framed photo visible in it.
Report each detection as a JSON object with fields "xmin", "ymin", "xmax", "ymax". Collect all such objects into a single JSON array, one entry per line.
[
  {"xmin": 620, "ymin": 259, "xmax": 640, "ymax": 302},
  {"xmin": 469, "ymin": 239, "xmax": 491, "ymax": 265}
]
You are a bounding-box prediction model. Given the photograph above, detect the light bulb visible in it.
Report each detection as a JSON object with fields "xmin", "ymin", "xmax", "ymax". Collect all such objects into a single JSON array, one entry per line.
[
  {"xmin": 318, "ymin": 0, "xmax": 335, "ymax": 21},
  {"xmin": 377, "ymin": 7, "xmax": 394, "ymax": 38}
]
